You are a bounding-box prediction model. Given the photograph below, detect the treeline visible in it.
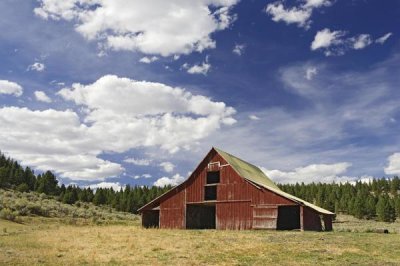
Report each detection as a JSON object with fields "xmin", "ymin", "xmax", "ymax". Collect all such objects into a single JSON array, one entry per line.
[
  {"xmin": 0, "ymin": 152, "xmax": 171, "ymax": 213},
  {"xmin": 2, "ymin": 151, "xmax": 400, "ymax": 221},
  {"xmin": 279, "ymin": 179, "xmax": 400, "ymax": 222}
]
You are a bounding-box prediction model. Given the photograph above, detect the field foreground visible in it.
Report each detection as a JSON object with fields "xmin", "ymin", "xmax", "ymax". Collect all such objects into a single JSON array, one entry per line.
[{"xmin": 1, "ymin": 217, "xmax": 400, "ymax": 265}]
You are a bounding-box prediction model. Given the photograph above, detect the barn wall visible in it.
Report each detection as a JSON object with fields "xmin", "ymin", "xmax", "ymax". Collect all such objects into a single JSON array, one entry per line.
[
  {"xmin": 155, "ymin": 148, "xmax": 328, "ymax": 231},
  {"xmin": 216, "ymin": 202, "xmax": 252, "ymax": 230},
  {"xmin": 186, "ymin": 152, "xmax": 226, "ymax": 203},
  {"xmin": 303, "ymin": 206, "xmax": 322, "ymax": 231},
  {"xmin": 159, "ymin": 187, "xmax": 185, "ymax": 229}
]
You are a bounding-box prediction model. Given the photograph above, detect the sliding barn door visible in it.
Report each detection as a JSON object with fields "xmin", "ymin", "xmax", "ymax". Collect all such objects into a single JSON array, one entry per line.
[{"xmin": 252, "ymin": 205, "xmax": 278, "ymax": 229}]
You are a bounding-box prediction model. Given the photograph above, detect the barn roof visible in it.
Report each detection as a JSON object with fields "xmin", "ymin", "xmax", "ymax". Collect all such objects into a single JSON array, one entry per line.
[
  {"xmin": 139, "ymin": 147, "xmax": 334, "ymax": 215},
  {"xmin": 214, "ymin": 148, "xmax": 280, "ymax": 190},
  {"xmin": 214, "ymin": 147, "xmax": 334, "ymax": 215}
]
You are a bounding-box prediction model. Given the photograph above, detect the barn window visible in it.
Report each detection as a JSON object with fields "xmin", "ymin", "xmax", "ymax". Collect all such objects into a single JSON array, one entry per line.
[
  {"xmin": 204, "ymin": 186, "xmax": 217, "ymax": 201},
  {"xmin": 206, "ymin": 171, "xmax": 220, "ymax": 184}
]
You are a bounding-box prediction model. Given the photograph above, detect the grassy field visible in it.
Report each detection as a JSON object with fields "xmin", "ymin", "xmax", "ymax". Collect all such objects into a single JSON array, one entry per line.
[
  {"xmin": 1, "ymin": 190, "xmax": 400, "ymax": 265},
  {"xmin": 1, "ymin": 216, "xmax": 400, "ymax": 265}
]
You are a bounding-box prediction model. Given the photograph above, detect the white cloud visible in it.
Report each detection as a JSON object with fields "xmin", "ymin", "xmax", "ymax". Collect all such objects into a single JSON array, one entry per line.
[
  {"xmin": 384, "ymin": 153, "xmax": 400, "ymax": 175},
  {"xmin": 34, "ymin": 90, "xmax": 52, "ymax": 103},
  {"xmin": 305, "ymin": 67, "xmax": 318, "ymax": 80},
  {"xmin": 311, "ymin": 28, "xmax": 345, "ymax": 51},
  {"xmin": 28, "ymin": 62, "xmax": 46, "ymax": 72},
  {"xmin": 185, "ymin": 62, "xmax": 211, "ymax": 75},
  {"xmin": 303, "ymin": 0, "xmax": 332, "ymax": 8},
  {"xmin": 123, "ymin": 158, "xmax": 152, "ymax": 166},
  {"xmin": 87, "ymin": 182, "xmax": 124, "ymax": 191},
  {"xmin": 352, "ymin": 34, "xmax": 372, "ymax": 50},
  {"xmin": 311, "ymin": 29, "xmax": 376, "ymax": 56},
  {"xmin": 249, "ymin": 115, "xmax": 260, "ymax": 120},
  {"xmin": 133, "ymin": 174, "xmax": 152, "ymax": 179},
  {"xmin": 34, "ymin": 0, "xmax": 239, "ymax": 56},
  {"xmin": 160, "ymin": 162, "xmax": 175, "ymax": 173},
  {"xmin": 0, "ymin": 107, "xmax": 124, "ymax": 181},
  {"xmin": 154, "ymin": 174, "xmax": 185, "ymax": 187},
  {"xmin": 0, "ymin": 75, "xmax": 235, "ymax": 181},
  {"xmin": 0, "ymin": 80, "xmax": 23, "ymax": 97},
  {"xmin": 265, "ymin": 0, "xmax": 332, "ymax": 28},
  {"xmin": 266, "ymin": 3, "xmax": 312, "ymax": 28},
  {"xmin": 261, "ymin": 162, "xmax": 353, "ymax": 184},
  {"xmin": 348, "ymin": 176, "xmax": 374, "ymax": 186},
  {"xmin": 139, "ymin": 56, "xmax": 158, "ymax": 64},
  {"xmin": 233, "ymin": 44, "xmax": 245, "ymax": 56},
  {"xmin": 376, "ymin": 33, "xmax": 393, "ymax": 44}
]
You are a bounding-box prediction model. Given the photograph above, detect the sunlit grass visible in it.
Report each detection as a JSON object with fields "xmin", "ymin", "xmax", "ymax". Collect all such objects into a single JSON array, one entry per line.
[{"xmin": 1, "ymin": 216, "xmax": 400, "ymax": 265}]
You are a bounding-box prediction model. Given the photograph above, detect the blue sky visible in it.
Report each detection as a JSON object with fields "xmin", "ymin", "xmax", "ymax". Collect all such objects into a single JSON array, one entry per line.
[{"xmin": 1, "ymin": 0, "xmax": 400, "ymax": 189}]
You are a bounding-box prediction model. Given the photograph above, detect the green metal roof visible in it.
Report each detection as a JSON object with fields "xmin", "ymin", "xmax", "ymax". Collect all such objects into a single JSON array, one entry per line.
[
  {"xmin": 214, "ymin": 147, "xmax": 280, "ymax": 190},
  {"xmin": 214, "ymin": 147, "xmax": 334, "ymax": 215}
]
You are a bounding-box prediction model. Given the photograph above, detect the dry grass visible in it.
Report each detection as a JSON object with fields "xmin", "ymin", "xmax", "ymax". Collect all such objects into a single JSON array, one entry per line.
[
  {"xmin": 334, "ymin": 214, "xmax": 400, "ymax": 234},
  {"xmin": 1, "ymin": 216, "xmax": 400, "ymax": 265}
]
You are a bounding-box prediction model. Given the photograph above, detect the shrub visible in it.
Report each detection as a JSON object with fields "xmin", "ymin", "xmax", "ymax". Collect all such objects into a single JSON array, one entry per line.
[
  {"xmin": 16, "ymin": 183, "xmax": 29, "ymax": 192},
  {"xmin": 0, "ymin": 208, "xmax": 17, "ymax": 221}
]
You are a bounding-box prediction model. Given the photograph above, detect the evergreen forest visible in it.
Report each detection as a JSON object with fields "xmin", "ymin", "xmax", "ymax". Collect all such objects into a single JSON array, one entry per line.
[{"xmin": 1, "ymin": 151, "xmax": 399, "ymax": 221}]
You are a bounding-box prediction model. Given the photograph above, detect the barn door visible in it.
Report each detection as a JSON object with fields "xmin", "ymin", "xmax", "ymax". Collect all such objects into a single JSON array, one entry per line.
[{"xmin": 252, "ymin": 205, "xmax": 278, "ymax": 229}]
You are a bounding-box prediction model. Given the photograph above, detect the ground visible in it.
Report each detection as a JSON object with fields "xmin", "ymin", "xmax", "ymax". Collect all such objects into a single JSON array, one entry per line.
[{"xmin": 1, "ymin": 215, "xmax": 400, "ymax": 265}]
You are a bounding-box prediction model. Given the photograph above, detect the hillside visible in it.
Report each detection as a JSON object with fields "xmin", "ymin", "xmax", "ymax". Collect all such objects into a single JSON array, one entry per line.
[{"xmin": 0, "ymin": 189, "xmax": 139, "ymax": 225}]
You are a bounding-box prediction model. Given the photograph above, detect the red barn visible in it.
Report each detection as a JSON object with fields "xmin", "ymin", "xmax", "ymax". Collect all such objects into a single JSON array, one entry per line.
[{"xmin": 138, "ymin": 147, "xmax": 334, "ymax": 231}]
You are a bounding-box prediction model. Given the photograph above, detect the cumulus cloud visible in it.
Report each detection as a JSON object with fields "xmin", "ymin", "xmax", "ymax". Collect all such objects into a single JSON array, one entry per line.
[
  {"xmin": 184, "ymin": 61, "xmax": 211, "ymax": 75},
  {"xmin": 384, "ymin": 153, "xmax": 400, "ymax": 175},
  {"xmin": 0, "ymin": 75, "xmax": 235, "ymax": 181},
  {"xmin": 0, "ymin": 80, "xmax": 23, "ymax": 97},
  {"xmin": 139, "ymin": 56, "xmax": 158, "ymax": 64},
  {"xmin": 311, "ymin": 28, "xmax": 345, "ymax": 51},
  {"xmin": 376, "ymin": 33, "xmax": 393, "ymax": 44},
  {"xmin": 27, "ymin": 62, "xmax": 46, "ymax": 72},
  {"xmin": 266, "ymin": 0, "xmax": 332, "ymax": 28},
  {"xmin": 0, "ymin": 107, "xmax": 124, "ymax": 180},
  {"xmin": 123, "ymin": 158, "xmax": 152, "ymax": 166},
  {"xmin": 34, "ymin": 91, "xmax": 52, "ymax": 103},
  {"xmin": 311, "ymin": 29, "xmax": 380, "ymax": 56},
  {"xmin": 34, "ymin": 0, "xmax": 239, "ymax": 56},
  {"xmin": 160, "ymin": 162, "xmax": 175, "ymax": 173},
  {"xmin": 154, "ymin": 174, "xmax": 185, "ymax": 187},
  {"xmin": 352, "ymin": 34, "xmax": 372, "ymax": 50},
  {"xmin": 262, "ymin": 162, "xmax": 353, "ymax": 184},
  {"xmin": 87, "ymin": 181, "xmax": 124, "ymax": 191},
  {"xmin": 303, "ymin": 0, "xmax": 332, "ymax": 8},
  {"xmin": 233, "ymin": 44, "xmax": 245, "ymax": 56}
]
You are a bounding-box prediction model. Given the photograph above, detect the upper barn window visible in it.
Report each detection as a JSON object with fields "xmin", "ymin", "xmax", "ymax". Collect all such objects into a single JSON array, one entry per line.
[{"xmin": 206, "ymin": 171, "xmax": 220, "ymax": 184}]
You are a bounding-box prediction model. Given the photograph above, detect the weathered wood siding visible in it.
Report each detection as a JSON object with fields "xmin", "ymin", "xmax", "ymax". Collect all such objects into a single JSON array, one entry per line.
[
  {"xmin": 153, "ymin": 148, "xmax": 331, "ymax": 231},
  {"xmin": 159, "ymin": 187, "xmax": 185, "ymax": 229}
]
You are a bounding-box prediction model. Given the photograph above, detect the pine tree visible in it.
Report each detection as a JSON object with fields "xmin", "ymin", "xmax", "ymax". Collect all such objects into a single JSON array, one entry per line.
[
  {"xmin": 93, "ymin": 188, "xmax": 107, "ymax": 205},
  {"xmin": 376, "ymin": 195, "xmax": 395, "ymax": 222},
  {"xmin": 35, "ymin": 171, "xmax": 59, "ymax": 195},
  {"xmin": 391, "ymin": 176, "xmax": 400, "ymax": 195},
  {"xmin": 394, "ymin": 196, "xmax": 400, "ymax": 218}
]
